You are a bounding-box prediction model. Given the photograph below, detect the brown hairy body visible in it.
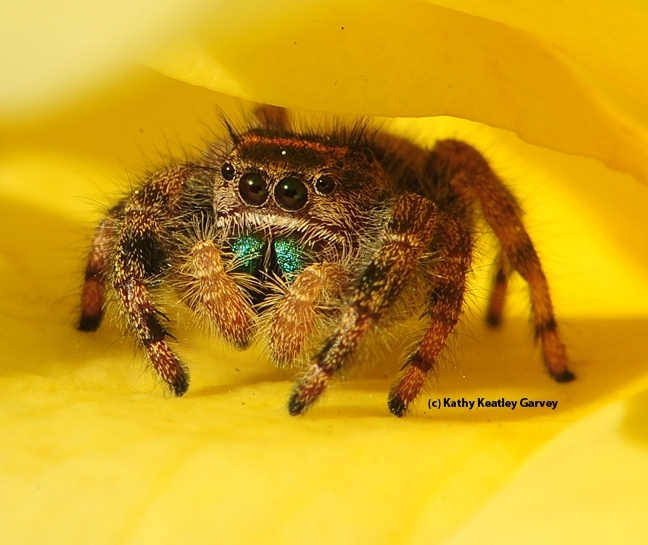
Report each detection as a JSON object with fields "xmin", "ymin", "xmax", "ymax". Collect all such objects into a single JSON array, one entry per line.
[{"xmin": 78, "ymin": 106, "xmax": 573, "ymax": 417}]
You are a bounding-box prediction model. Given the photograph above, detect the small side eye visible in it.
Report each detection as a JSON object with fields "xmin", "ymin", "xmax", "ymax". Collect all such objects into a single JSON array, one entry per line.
[
  {"xmin": 221, "ymin": 162, "xmax": 236, "ymax": 181},
  {"xmin": 275, "ymin": 177, "xmax": 308, "ymax": 211},
  {"xmin": 239, "ymin": 172, "xmax": 268, "ymax": 206},
  {"xmin": 315, "ymin": 175, "xmax": 336, "ymax": 195}
]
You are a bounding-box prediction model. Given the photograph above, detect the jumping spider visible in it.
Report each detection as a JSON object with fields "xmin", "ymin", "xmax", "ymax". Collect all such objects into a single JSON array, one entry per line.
[{"xmin": 78, "ymin": 105, "xmax": 574, "ymax": 417}]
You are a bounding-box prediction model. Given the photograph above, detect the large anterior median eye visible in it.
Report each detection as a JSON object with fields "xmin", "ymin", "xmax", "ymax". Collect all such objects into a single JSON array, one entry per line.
[
  {"xmin": 275, "ymin": 177, "xmax": 308, "ymax": 210},
  {"xmin": 239, "ymin": 172, "xmax": 268, "ymax": 206}
]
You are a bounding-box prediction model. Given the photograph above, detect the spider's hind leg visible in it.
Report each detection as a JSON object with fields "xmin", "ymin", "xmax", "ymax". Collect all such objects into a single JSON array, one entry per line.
[
  {"xmin": 485, "ymin": 252, "xmax": 510, "ymax": 328},
  {"xmin": 254, "ymin": 104, "xmax": 290, "ymax": 131},
  {"xmin": 78, "ymin": 214, "xmax": 117, "ymax": 332},
  {"xmin": 428, "ymin": 139, "xmax": 574, "ymax": 383}
]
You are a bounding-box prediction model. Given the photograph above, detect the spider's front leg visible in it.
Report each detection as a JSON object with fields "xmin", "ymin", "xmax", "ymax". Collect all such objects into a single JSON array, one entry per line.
[
  {"xmin": 288, "ymin": 193, "xmax": 438, "ymax": 416},
  {"xmin": 113, "ymin": 167, "xmax": 203, "ymax": 396},
  {"xmin": 79, "ymin": 166, "xmax": 209, "ymax": 396},
  {"xmin": 388, "ymin": 214, "xmax": 472, "ymax": 416}
]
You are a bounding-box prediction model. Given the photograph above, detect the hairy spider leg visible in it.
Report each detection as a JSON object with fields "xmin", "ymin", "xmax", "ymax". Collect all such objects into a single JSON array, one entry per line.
[
  {"xmin": 269, "ymin": 263, "xmax": 347, "ymax": 365},
  {"xmin": 288, "ymin": 193, "xmax": 438, "ymax": 416},
  {"xmin": 176, "ymin": 237, "xmax": 255, "ymax": 349},
  {"xmin": 485, "ymin": 253, "xmax": 510, "ymax": 327},
  {"xmin": 388, "ymin": 214, "xmax": 472, "ymax": 416},
  {"xmin": 255, "ymin": 104, "xmax": 290, "ymax": 131},
  {"xmin": 78, "ymin": 214, "xmax": 118, "ymax": 331},
  {"xmin": 430, "ymin": 139, "xmax": 574, "ymax": 383},
  {"xmin": 105, "ymin": 166, "xmax": 201, "ymax": 396}
]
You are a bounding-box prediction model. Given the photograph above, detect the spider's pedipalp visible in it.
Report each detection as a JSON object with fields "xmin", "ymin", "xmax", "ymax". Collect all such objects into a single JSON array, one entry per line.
[
  {"xmin": 268, "ymin": 262, "xmax": 347, "ymax": 365},
  {"xmin": 176, "ymin": 237, "xmax": 255, "ymax": 349}
]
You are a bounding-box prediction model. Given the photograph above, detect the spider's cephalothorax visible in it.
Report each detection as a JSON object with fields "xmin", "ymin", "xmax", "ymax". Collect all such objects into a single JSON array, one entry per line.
[{"xmin": 78, "ymin": 106, "xmax": 574, "ymax": 417}]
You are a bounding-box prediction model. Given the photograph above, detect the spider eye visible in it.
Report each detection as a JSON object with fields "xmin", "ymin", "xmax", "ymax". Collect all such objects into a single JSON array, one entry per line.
[
  {"xmin": 239, "ymin": 172, "xmax": 268, "ymax": 206},
  {"xmin": 274, "ymin": 177, "xmax": 308, "ymax": 211},
  {"xmin": 315, "ymin": 175, "xmax": 336, "ymax": 195},
  {"xmin": 221, "ymin": 162, "xmax": 235, "ymax": 181}
]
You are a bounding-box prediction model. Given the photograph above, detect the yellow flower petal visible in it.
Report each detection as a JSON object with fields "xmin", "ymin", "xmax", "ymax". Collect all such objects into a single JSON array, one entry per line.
[
  {"xmin": 2, "ymin": 1, "xmax": 648, "ymax": 544},
  {"xmin": 440, "ymin": 394, "xmax": 648, "ymax": 544},
  {"xmin": 147, "ymin": 1, "xmax": 648, "ymax": 183},
  {"xmin": 0, "ymin": 0, "xmax": 224, "ymax": 118}
]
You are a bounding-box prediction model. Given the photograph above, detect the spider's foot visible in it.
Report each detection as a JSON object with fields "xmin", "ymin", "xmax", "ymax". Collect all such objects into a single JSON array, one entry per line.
[
  {"xmin": 552, "ymin": 368, "xmax": 576, "ymax": 383},
  {"xmin": 536, "ymin": 319, "xmax": 575, "ymax": 383},
  {"xmin": 148, "ymin": 342, "xmax": 190, "ymax": 397},
  {"xmin": 288, "ymin": 365, "xmax": 330, "ymax": 416},
  {"xmin": 170, "ymin": 371, "xmax": 190, "ymax": 397},
  {"xmin": 388, "ymin": 358, "xmax": 428, "ymax": 418},
  {"xmin": 387, "ymin": 395, "xmax": 408, "ymax": 418},
  {"xmin": 484, "ymin": 312, "xmax": 502, "ymax": 328},
  {"xmin": 287, "ymin": 396, "xmax": 309, "ymax": 417},
  {"xmin": 77, "ymin": 314, "xmax": 102, "ymax": 332}
]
